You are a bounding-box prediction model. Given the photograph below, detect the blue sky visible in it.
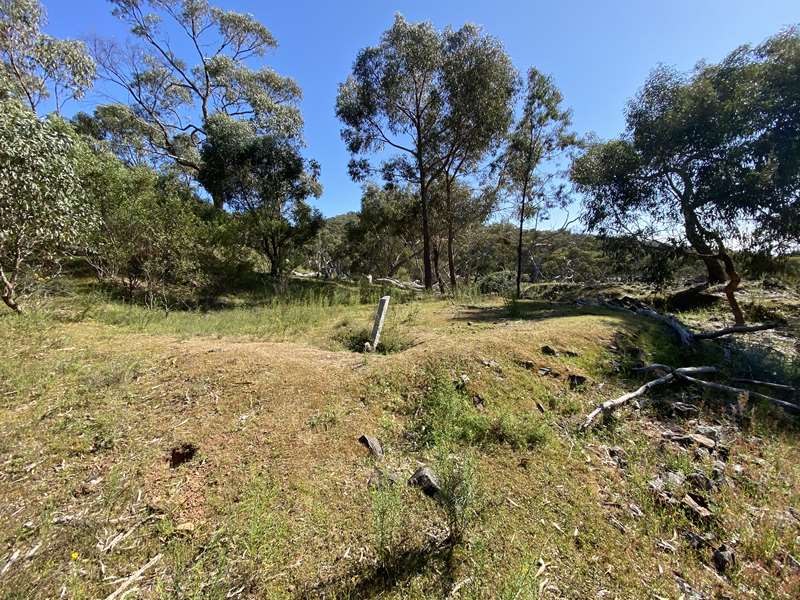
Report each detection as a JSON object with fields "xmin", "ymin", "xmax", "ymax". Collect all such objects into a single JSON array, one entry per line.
[{"xmin": 43, "ymin": 0, "xmax": 799, "ymax": 218}]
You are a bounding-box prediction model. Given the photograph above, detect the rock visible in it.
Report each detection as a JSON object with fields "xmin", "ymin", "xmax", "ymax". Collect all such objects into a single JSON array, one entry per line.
[
  {"xmin": 541, "ymin": 345, "xmax": 559, "ymax": 356},
  {"xmin": 608, "ymin": 446, "xmax": 627, "ymax": 468},
  {"xmin": 519, "ymin": 360, "xmax": 536, "ymax": 370},
  {"xmin": 672, "ymin": 401, "xmax": 700, "ymax": 415},
  {"xmin": 713, "ymin": 544, "xmax": 736, "ymax": 574},
  {"xmin": 628, "ymin": 503, "xmax": 644, "ymax": 518},
  {"xmin": 684, "ymin": 530, "xmax": 715, "ymax": 549},
  {"xmin": 175, "ymin": 522, "xmax": 195, "ymax": 533},
  {"xmin": 695, "ymin": 425, "xmax": 722, "ymax": 441},
  {"xmin": 535, "ymin": 401, "xmax": 546, "ymax": 413},
  {"xmin": 694, "ymin": 447, "xmax": 710, "ymax": 461},
  {"xmin": 689, "ymin": 433, "xmax": 716, "ymax": 449},
  {"xmin": 408, "ymin": 465, "xmax": 441, "ymax": 497},
  {"xmin": 683, "ymin": 493, "xmax": 712, "ymax": 519},
  {"xmin": 472, "ymin": 394, "xmax": 486, "ymax": 411},
  {"xmin": 665, "ymin": 471, "xmax": 686, "ymax": 489},
  {"xmin": 568, "ymin": 374, "xmax": 588, "ymax": 389},
  {"xmin": 481, "ymin": 359, "xmax": 500, "ymax": 370},
  {"xmin": 457, "ymin": 374, "xmax": 470, "ymax": 389},
  {"xmin": 687, "ymin": 471, "xmax": 714, "ymax": 491},
  {"xmin": 358, "ymin": 434, "xmax": 383, "ymax": 458}
]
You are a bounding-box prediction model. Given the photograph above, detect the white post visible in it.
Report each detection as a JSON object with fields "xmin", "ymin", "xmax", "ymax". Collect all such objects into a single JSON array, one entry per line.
[{"xmin": 368, "ymin": 295, "xmax": 391, "ymax": 352}]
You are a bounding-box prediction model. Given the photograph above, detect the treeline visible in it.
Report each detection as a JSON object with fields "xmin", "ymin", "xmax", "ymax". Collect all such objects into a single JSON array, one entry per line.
[{"xmin": 0, "ymin": 0, "xmax": 798, "ymax": 314}]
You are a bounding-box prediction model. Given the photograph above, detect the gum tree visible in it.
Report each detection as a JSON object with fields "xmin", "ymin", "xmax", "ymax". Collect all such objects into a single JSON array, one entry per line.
[
  {"xmin": 0, "ymin": 99, "xmax": 94, "ymax": 312},
  {"xmin": 94, "ymin": 0, "xmax": 302, "ymax": 209},
  {"xmin": 573, "ymin": 28, "xmax": 800, "ymax": 323},
  {"xmin": 0, "ymin": 0, "xmax": 95, "ymax": 114},
  {"xmin": 199, "ymin": 115, "xmax": 322, "ymax": 277},
  {"xmin": 336, "ymin": 15, "xmax": 517, "ymax": 290},
  {"xmin": 501, "ymin": 68, "xmax": 574, "ymax": 298}
]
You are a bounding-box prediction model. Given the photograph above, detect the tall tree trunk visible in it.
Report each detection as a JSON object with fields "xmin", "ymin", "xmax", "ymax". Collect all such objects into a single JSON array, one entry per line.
[
  {"xmin": 516, "ymin": 194, "xmax": 526, "ymax": 299},
  {"xmin": 211, "ymin": 189, "xmax": 225, "ymax": 211},
  {"xmin": 681, "ymin": 203, "xmax": 726, "ymax": 283},
  {"xmin": 433, "ymin": 244, "xmax": 446, "ymax": 294},
  {"xmin": 419, "ymin": 176, "xmax": 433, "ymax": 290},
  {"xmin": 447, "ymin": 220, "xmax": 456, "ymax": 291}
]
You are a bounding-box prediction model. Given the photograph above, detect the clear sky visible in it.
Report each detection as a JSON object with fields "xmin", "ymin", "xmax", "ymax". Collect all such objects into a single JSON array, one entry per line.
[{"xmin": 42, "ymin": 0, "xmax": 799, "ymax": 218}]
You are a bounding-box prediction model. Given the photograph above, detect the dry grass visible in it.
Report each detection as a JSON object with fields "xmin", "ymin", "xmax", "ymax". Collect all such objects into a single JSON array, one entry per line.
[{"xmin": 0, "ymin": 289, "xmax": 798, "ymax": 599}]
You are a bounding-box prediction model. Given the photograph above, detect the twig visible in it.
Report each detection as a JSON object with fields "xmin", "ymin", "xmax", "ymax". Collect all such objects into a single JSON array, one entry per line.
[{"xmin": 104, "ymin": 554, "xmax": 162, "ymax": 600}]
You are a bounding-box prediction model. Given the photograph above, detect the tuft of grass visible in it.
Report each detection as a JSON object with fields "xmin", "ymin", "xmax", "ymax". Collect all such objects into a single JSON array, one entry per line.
[{"xmin": 434, "ymin": 448, "xmax": 482, "ymax": 544}]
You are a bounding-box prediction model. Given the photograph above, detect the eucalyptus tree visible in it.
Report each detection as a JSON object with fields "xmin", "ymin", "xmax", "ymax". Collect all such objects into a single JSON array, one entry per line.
[
  {"xmin": 501, "ymin": 68, "xmax": 574, "ymax": 298},
  {"xmin": 199, "ymin": 115, "xmax": 322, "ymax": 277},
  {"xmin": 0, "ymin": 0, "xmax": 95, "ymax": 114},
  {"xmin": 93, "ymin": 0, "xmax": 302, "ymax": 209},
  {"xmin": 336, "ymin": 15, "xmax": 517, "ymax": 290},
  {"xmin": 572, "ymin": 28, "xmax": 800, "ymax": 323},
  {"xmin": 0, "ymin": 99, "xmax": 94, "ymax": 312}
]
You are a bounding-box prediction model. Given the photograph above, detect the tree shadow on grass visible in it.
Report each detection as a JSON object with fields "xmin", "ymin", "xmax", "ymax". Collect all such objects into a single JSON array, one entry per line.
[{"xmin": 297, "ymin": 542, "xmax": 458, "ymax": 599}]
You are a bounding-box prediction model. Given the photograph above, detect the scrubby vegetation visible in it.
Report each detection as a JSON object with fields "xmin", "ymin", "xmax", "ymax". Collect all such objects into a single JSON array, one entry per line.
[{"xmin": 0, "ymin": 1, "xmax": 798, "ymax": 598}]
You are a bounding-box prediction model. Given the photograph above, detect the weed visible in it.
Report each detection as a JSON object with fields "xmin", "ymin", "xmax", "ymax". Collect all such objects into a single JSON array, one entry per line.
[
  {"xmin": 370, "ymin": 483, "xmax": 405, "ymax": 565},
  {"xmin": 434, "ymin": 448, "xmax": 482, "ymax": 544}
]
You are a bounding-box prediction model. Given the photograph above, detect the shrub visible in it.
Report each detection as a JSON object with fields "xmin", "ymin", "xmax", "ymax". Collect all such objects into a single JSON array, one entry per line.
[
  {"xmin": 369, "ymin": 483, "xmax": 405, "ymax": 564},
  {"xmin": 477, "ymin": 270, "xmax": 515, "ymax": 295},
  {"xmin": 434, "ymin": 448, "xmax": 482, "ymax": 543}
]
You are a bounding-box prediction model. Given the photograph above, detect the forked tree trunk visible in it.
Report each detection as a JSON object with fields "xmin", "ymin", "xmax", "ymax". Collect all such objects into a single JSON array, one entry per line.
[
  {"xmin": 717, "ymin": 247, "xmax": 745, "ymax": 325},
  {"xmin": 681, "ymin": 203, "xmax": 726, "ymax": 283}
]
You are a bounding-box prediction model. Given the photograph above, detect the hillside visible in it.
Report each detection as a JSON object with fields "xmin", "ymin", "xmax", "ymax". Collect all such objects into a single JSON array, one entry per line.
[{"xmin": 1, "ymin": 280, "xmax": 798, "ymax": 599}]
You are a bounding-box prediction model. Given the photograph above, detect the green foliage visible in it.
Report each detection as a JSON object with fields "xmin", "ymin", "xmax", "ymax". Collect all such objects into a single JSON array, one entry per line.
[
  {"xmin": 79, "ymin": 150, "xmax": 207, "ymax": 306},
  {"xmin": 199, "ymin": 114, "xmax": 323, "ymax": 277},
  {"xmin": 97, "ymin": 0, "xmax": 303, "ymax": 207},
  {"xmin": 369, "ymin": 482, "xmax": 405, "ymax": 564},
  {"xmin": 409, "ymin": 372, "xmax": 549, "ymax": 450},
  {"xmin": 477, "ymin": 270, "xmax": 515, "ymax": 295},
  {"xmin": 434, "ymin": 448, "xmax": 482, "ymax": 543},
  {"xmin": 336, "ymin": 14, "xmax": 518, "ymax": 289},
  {"xmin": 573, "ymin": 28, "xmax": 800, "ymax": 281},
  {"xmin": 0, "ymin": 0, "xmax": 95, "ymax": 113},
  {"xmin": 0, "ymin": 99, "xmax": 94, "ymax": 312}
]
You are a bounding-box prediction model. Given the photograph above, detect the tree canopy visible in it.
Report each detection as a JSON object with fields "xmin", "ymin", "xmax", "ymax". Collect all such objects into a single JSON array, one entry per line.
[
  {"xmin": 93, "ymin": 0, "xmax": 303, "ymax": 208},
  {"xmin": 336, "ymin": 14, "xmax": 517, "ymax": 289},
  {"xmin": 0, "ymin": 0, "xmax": 95, "ymax": 113}
]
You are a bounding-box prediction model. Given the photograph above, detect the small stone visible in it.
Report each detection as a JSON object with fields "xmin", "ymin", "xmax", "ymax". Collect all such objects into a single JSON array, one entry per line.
[
  {"xmin": 689, "ymin": 433, "xmax": 716, "ymax": 449},
  {"xmin": 695, "ymin": 425, "xmax": 722, "ymax": 441},
  {"xmin": 358, "ymin": 434, "xmax": 383, "ymax": 458},
  {"xmin": 520, "ymin": 360, "xmax": 536, "ymax": 370},
  {"xmin": 687, "ymin": 471, "xmax": 714, "ymax": 491},
  {"xmin": 175, "ymin": 522, "xmax": 195, "ymax": 533},
  {"xmin": 672, "ymin": 401, "xmax": 700, "ymax": 415},
  {"xmin": 683, "ymin": 493, "xmax": 712, "ymax": 519},
  {"xmin": 713, "ymin": 544, "xmax": 736, "ymax": 574},
  {"xmin": 472, "ymin": 394, "xmax": 486, "ymax": 411},
  {"xmin": 665, "ymin": 471, "xmax": 686, "ymax": 489},
  {"xmin": 608, "ymin": 446, "xmax": 627, "ymax": 468},
  {"xmin": 408, "ymin": 465, "xmax": 440, "ymax": 498},
  {"xmin": 541, "ymin": 345, "xmax": 559, "ymax": 356}
]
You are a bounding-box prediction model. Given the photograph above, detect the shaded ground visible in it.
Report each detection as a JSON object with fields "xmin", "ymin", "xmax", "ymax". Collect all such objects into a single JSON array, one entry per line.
[{"xmin": 0, "ymin": 286, "xmax": 798, "ymax": 599}]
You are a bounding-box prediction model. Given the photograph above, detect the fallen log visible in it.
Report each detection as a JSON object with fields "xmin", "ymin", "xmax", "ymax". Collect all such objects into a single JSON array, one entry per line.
[
  {"xmin": 581, "ymin": 371, "xmax": 676, "ymax": 430},
  {"xmin": 694, "ymin": 323, "xmax": 779, "ymax": 340},
  {"xmin": 674, "ymin": 372, "xmax": 800, "ymax": 416},
  {"xmin": 582, "ymin": 364, "xmax": 800, "ymax": 430}
]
